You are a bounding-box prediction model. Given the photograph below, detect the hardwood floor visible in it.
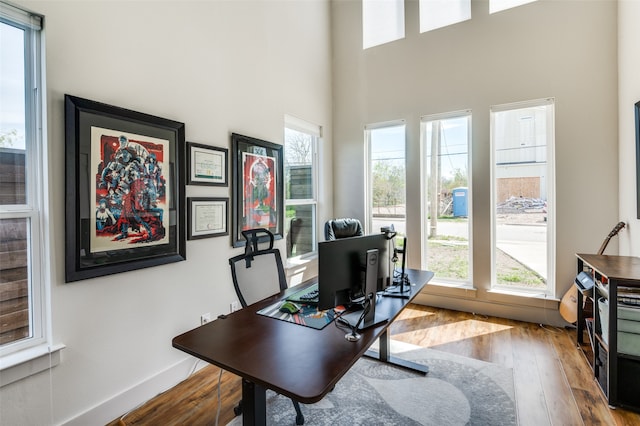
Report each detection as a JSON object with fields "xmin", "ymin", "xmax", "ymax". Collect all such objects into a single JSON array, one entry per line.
[{"xmin": 109, "ymin": 305, "xmax": 640, "ymax": 425}]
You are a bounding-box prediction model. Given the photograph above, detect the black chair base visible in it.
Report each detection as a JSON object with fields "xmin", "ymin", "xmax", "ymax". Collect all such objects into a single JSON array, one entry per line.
[{"xmin": 293, "ymin": 400, "xmax": 304, "ymax": 425}]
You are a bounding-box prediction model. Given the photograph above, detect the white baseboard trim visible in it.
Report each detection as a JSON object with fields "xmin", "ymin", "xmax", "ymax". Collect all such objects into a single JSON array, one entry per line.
[{"xmin": 61, "ymin": 356, "xmax": 205, "ymax": 426}]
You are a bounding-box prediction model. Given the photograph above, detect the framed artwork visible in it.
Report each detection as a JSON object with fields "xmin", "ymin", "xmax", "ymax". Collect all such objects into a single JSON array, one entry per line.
[
  {"xmin": 187, "ymin": 142, "xmax": 228, "ymax": 186},
  {"xmin": 64, "ymin": 94, "xmax": 186, "ymax": 282},
  {"xmin": 188, "ymin": 197, "xmax": 229, "ymax": 240},
  {"xmin": 231, "ymin": 133, "xmax": 284, "ymax": 247}
]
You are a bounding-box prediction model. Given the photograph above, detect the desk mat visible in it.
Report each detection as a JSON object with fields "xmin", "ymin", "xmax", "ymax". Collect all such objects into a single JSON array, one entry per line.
[{"xmin": 256, "ymin": 301, "xmax": 336, "ymax": 330}]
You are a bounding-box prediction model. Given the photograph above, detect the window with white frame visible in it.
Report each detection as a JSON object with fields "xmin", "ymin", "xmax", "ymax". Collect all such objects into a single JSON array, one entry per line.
[
  {"xmin": 0, "ymin": 3, "xmax": 47, "ymax": 357},
  {"xmin": 366, "ymin": 121, "xmax": 406, "ymax": 237},
  {"xmin": 491, "ymin": 99, "xmax": 555, "ymax": 295},
  {"xmin": 421, "ymin": 111, "xmax": 472, "ymax": 285},
  {"xmin": 419, "ymin": 0, "xmax": 471, "ymax": 33},
  {"xmin": 284, "ymin": 116, "xmax": 319, "ymax": 259},
  {"xmin": 363, "ymin": 0, "xmax": 405, "ymax": 49}
]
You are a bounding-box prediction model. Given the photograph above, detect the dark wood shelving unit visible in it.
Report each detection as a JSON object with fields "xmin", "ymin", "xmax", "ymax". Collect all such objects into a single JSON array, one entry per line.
[{"xmin": 576, "ymin": 254, "xmax": 640, "ymax": 412}]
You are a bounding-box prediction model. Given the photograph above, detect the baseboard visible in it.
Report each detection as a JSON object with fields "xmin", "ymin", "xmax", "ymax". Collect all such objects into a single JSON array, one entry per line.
[{"xmin": 62, "ymin": 356, "xmax": 203, "ymax": 426}]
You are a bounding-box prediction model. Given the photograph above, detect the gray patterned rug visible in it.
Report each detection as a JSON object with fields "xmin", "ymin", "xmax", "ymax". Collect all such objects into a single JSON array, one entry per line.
[{"xmin": 228, "ymin": 341, "xmax": 517, "ymax": 425}]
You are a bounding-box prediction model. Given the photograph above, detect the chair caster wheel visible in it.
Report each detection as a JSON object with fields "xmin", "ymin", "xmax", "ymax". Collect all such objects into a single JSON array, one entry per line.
[
  {"xmin": 233, "ymin": 404, "xmax": 242, "ymax": 416},
  {"xmin": 296, "ymin": 414, "xmax": 304, "ymax": 425}
]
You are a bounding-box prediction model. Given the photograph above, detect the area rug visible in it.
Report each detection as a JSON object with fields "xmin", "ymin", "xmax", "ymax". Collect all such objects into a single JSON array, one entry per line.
[{"xmin": 227, "ymin": 340, "xmax": 517, "ymax": 425}]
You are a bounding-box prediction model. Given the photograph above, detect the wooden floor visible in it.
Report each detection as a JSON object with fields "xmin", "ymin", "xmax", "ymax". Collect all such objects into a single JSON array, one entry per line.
[{"xmin": 109, "ymin": 305, "xmax": 640, "ymax": 426}]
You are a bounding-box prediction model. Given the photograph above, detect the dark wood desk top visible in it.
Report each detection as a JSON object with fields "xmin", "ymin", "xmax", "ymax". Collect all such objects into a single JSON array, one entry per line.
[
  {"xmin": 577, "ymin": 254, "xmax": 640, "ymax": 284},
  {"xmin": 172, "ymin": 269, "xmax": 433, "ymax": 404}
]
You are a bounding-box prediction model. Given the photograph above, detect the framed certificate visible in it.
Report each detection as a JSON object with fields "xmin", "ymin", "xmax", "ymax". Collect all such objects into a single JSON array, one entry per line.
[
  {"xmin": 187, "ymin": 142, "xmax": 228, "ymax": 186},
  {"xmin": 188, "ymin": 197, "xmax": 229, "ymax": 240}
]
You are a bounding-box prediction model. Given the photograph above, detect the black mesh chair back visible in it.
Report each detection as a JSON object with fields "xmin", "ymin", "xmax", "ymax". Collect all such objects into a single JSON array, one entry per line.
[
  {"xmin": 227, "ymin": 228, "xmax": 305, "ymax": 425},
  {"xmin": 229, "ymin": 228, "xmax": 287, "ymax": 307}
]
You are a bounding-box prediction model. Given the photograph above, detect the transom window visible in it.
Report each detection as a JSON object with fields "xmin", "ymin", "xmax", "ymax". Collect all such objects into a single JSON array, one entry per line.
[
  {"xmin": 490, "ymin": 0, "xmax": 537, "ymax": 14},
  {"xmin": 362, "ymin": 0, "xmax": 405, "ymax": 49},
  {"xmin": 420, "ymin": 0, "xmax": 471, "ymax": 33}
]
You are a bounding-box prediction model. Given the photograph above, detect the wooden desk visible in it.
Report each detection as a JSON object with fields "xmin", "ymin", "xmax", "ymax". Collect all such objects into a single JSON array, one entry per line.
[{"xmin": 172, "ymin": 268, "xmax": 433, "ymax": 425}]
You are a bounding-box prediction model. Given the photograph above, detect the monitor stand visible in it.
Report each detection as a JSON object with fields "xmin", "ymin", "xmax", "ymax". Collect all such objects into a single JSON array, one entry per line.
[
  {"xmin": 383, "ymin": 237, "xmax": 410, "ymax": 299},
  {"xmin": 343, "ymin": 249, "xmax": 389, "ymax": 341}
]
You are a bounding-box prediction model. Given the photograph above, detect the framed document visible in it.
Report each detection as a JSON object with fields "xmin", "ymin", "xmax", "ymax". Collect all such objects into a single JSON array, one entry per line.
[
  {"xmin": 188, "ymin": 197, "xmax": 229, "ymax": 240},
  {"xmin": 187, "ymin": 142, "xmax": 228, "ymax": 186}
]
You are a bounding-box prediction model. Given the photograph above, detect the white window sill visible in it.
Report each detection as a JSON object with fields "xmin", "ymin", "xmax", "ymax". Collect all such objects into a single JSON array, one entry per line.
[
  {"xmin": 486, "ymin": 288, "xmax": 559, "ymax": 309},
  {"xmin": 0, "ymin": 343, "xmax": 65, "ymax": 387},
  {"xmin": 421, "ymin": 280, "xmax": 478, "ymax": 299}
]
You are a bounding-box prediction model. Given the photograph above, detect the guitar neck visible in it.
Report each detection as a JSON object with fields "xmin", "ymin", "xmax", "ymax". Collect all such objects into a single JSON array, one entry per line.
[
  {"xmin": 597, "ymin": 237, "xmax": 612, "ymax": 256},
  {"xmin": 597, "ymin": 222, "xmax": 625, "ymax": 255}
]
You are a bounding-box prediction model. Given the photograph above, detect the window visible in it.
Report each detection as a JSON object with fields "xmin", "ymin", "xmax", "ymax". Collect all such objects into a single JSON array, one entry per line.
[
  {"xmin": 421, "ymin": 111, "xmax": 472, "ymax": 284},
  {"xmin": 363, "ymin": 0, "xmax": 405, "ymax": 49},
  {"xmin": 490, "ymin": 99, "xmax": 555, "ymax": 295},
  {"xmin": 490, "ymin": 0, "xmax": 537, "ymax": 14},
  {"xmin": 284, "ymin": 116, "xmax": 319, "ymax": 259},
  {"xmin": 0, "ymin": 4, "xmax": 47, "ymax": 357},
  {"xmin": 366, "ymin": 121, "xmax": 406, "ymax": 238},
  {"xmin": 419, "ymin": 0, "xmax": 471, "ymax": 33}
]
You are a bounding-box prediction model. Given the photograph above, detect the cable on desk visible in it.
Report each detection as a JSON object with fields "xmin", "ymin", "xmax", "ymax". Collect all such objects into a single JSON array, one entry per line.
[
  {"xmin": 333, "ymin": 309, "xmax": 353, "ymax": 333},
  {"xmin": 334, "ymin": 296, "xmax": 372, "ymax": 340}
]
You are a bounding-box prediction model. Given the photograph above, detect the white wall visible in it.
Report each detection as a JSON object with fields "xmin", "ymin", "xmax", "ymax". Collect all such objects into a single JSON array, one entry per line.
[
  {"xmin": 619, "ymin": 0, "xmax": 640, "ymax": 255},
  {"xmin": 331, "ymin": 0, "xmax": 619, "ymax": 323},
  {"xmin": 1, "ymin": 1, "xmax": 332, "ymax": 424}
]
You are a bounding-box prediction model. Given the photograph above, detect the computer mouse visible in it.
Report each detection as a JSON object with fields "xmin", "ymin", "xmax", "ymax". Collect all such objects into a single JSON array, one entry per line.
[{"xmin": 279, "ymin": 301, "xmax": 301, "ymax": 314}]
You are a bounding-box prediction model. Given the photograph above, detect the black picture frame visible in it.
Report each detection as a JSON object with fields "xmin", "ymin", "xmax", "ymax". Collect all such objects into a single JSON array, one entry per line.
[
  {"xmin": 636, "ymin": 100, "xmax": 640, "ymax": 219},
  {"xmin": 231, "ymin": 133, "xmax": 284, "ymax": 247},
  {"xmin": 187, "ymin": 142, "xmax": 228, "ymax": 186},
  {"xmin": 188, "ymin": 197, "xmax": 229, "ymax": 240},
  {"xmin": 64, "ymin": 94, "xmax": 186, "ymax": 282}
]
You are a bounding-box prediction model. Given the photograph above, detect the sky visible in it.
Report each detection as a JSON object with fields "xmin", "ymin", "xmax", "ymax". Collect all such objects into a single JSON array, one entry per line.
[{"xmin": 0, "ymin": 21, "xmax": 26, "ymax": 149}]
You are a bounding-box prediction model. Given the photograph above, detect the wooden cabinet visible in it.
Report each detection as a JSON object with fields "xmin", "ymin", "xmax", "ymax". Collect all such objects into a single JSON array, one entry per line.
[{"xmin": 576, "ymin": 254, "xmax": 640, "ymax": 411}]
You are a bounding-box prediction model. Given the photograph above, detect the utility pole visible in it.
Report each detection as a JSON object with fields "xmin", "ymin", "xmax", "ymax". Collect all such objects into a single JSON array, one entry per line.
[{"xmin": 429, "ymin": 121, "xmax": 441, "ymax": 238}]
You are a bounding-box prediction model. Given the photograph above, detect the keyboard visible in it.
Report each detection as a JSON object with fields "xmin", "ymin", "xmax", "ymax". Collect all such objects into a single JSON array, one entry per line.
[{"xmin": 287, "ymin": 283, "xmax": 319, "ymax": 305}]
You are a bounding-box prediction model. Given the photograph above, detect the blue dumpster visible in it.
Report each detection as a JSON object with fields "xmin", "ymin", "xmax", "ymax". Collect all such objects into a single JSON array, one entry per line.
[{"xmin": 452, "ymin": 187, "xmax": 468, "ymax": 217}]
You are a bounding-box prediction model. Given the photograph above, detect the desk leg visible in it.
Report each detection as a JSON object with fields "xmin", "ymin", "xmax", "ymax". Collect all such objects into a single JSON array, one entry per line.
[
  {"xmin": 379, "ymin": 327, "xmax": 391, "ymax": 361},
  {"xmin": 242, "ymin": 379, "xmax": 266, "ymax": 426},
  {"xmin": 365, "ymin": 329, "xmax": 429, "ymax": 375}
]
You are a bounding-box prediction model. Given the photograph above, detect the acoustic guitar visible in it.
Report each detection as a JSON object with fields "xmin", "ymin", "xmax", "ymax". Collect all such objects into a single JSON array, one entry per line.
[{"xmin": 559, "ymin": 221, "xmax": 626, "ymax": 323}]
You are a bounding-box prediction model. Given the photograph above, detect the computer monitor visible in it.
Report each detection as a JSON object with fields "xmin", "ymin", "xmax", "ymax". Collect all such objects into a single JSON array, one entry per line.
[{"xmin": 317, "ymin": 233, "xmax": 390, "ymax": 311}]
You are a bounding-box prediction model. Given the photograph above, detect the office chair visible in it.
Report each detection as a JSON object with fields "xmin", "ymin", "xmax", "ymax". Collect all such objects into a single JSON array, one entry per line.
[
  {"xmin": 286, "ymin": 217, "xmax": 303, "ymax": 257},
  {"xmin": 228, "ymin": 228, "xmax": 305, "ymax": 425},
  {"xmin": 324, "ymin": 217, "xmax": 364, "ymax": 240}
]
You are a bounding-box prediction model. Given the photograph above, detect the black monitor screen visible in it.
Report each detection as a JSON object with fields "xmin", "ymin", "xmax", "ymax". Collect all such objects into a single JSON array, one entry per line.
[{"xmin": 317, "ymin": 233, "xmax": 390, "ymax": 310}]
